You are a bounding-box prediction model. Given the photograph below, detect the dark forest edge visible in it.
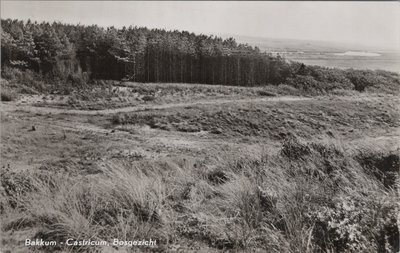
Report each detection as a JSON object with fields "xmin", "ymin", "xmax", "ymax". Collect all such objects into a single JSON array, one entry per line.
[{"xmin": 1, "ymin": 19, "xmax": 400, "ymax": 97}]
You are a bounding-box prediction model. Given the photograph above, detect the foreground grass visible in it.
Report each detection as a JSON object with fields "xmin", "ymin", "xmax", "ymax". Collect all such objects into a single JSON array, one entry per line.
[{"xmin": 1, "ymin": 136, "xmax": 398, "ymax": 252}]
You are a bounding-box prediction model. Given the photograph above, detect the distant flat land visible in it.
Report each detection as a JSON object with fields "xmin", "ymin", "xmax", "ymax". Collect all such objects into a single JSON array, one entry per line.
[
  {"xmin": 285, "ymin": 51, "xmax": 400, "ymax": 73},
  {"xmin": 231, "ymin": 35, "xmax": 400, "ymax": 72}
]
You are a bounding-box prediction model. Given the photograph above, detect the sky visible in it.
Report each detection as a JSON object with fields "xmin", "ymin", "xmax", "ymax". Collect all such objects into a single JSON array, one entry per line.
[{"xmin": 1, "ymin": 1, "xmax": 399, "ymax": 50}]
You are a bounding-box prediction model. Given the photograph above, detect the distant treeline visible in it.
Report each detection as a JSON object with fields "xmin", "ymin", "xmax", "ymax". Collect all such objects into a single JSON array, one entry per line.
[
  {"xmin": 1, "ymin": 19, "xmax": 292, "ymax": 86},
  {"xmin": 1, "ymin": 19, "xmax": 399, "ymax": 94}
]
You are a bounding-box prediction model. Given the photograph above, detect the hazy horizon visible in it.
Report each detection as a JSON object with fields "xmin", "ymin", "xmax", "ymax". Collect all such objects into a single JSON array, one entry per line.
[{"xmin": 1, "ymin": 1, "xmax": 399, "ymax": 50}]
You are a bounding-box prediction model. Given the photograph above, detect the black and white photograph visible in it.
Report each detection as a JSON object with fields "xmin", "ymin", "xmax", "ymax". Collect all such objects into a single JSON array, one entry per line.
[{"xmin": 0, "ymin": 1, "xmax": 399, "ymax": 252}]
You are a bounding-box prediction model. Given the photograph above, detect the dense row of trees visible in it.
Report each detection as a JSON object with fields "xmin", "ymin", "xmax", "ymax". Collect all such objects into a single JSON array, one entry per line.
[
  {"xmin": 1, "ymin": 19, "xmax": 292, "ymax": 86},
  {"xmin": 2, "ymin": 19, "xmax": 399, "ymax": 94}
]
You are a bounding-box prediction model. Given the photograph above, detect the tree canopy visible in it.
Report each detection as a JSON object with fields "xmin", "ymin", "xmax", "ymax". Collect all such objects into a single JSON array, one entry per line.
[{"xmin": 1, "ymin": 19, "xmax": 292, "ymax": 86}]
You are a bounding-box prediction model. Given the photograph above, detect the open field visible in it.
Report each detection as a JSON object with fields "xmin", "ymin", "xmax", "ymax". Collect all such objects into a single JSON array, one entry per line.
[
  {"xmin": 285, "ymin": 51, "xmax": 400, "ymax": 73},
  {"xmin": 1, "ymin": 83, "xmax": 399, "ymax": 252}
]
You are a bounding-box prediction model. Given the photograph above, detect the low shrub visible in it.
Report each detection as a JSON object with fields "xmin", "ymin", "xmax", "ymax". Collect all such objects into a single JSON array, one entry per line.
[
  {"xmin": 286, "ymin": 64, "xmax": 400, "ymax": 94},
  {"xmin": 356, "ymin": 150, "xmax": 399, "ymax": 189},
  {"xmin": 0, "ymin": 89, "xmax": 16, "ymax": 101},
  {"xmin": 111, "ymin": 114, "xmax": 126, "ymax": 125},
  {"xmin": 142, "ymin": 95, "xmax": 155, "ymax": 102},
  {"xmin": 67, "ymin": 72, "xmax": 90, "ymax": 87},
  {"xmin": 276, "ymin": 84, "xmax": 302, "ymax": 96},
  {"xmin": 258, "ymin": 90, "xmax": 277, "ymax": 97},
  {"xmin": 311, "ymin": 194, "xmax": 399, "ymax": 252}
]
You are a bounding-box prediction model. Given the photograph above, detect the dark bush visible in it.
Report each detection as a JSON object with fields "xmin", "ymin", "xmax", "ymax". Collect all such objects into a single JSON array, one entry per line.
[
  {"xmin": 285, "ymin": 75, "xmax": 330, "ymax": 94},
  {"xmin": 346, "ymin": 70, "xmax": 379, "ymax": 92},
  {"xmin": 1, "ymin": 89, "xmax": 16, "ymax": 101},
  {"xmin": 356, "ymin": 151, "xmax": 399, "ymax": 189},
  {"xmin": 142, "ymin": 95, "xmax": 155, "ymax": 102},
  {"xmin": 280, "ymin": 136, "xmax": 311, "ymax": 159},
  {"xmin": 258, "ymin": 90, "xmax": 277, "ymax": 97},
  {"xmin": 111, "ymin": 114, "xmax": 126, "ymax": 125}
]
